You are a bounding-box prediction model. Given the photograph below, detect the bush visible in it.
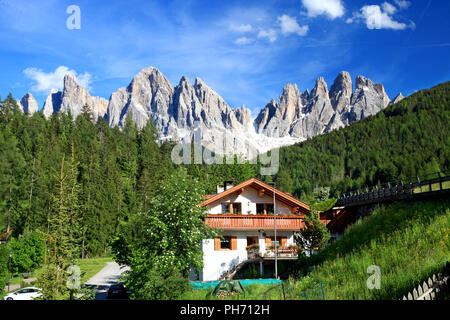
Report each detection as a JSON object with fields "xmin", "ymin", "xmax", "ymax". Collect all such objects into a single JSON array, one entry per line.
[
  {"xmin": 127, "ymin": 265, "xmax": 189, "ymax": 300},
  {"xmin": 244, "ymin": 263, "xmax": 260, "ymax": 279},
  {"xmin": 8, "ymin": 232, "xmax": 44, "ymax": 274}
]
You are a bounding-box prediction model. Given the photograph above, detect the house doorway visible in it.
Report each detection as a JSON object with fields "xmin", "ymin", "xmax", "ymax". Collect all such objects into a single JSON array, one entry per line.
[{"xmin": 247, "ymin": 236, "xmax": 258, "ymax": 247}]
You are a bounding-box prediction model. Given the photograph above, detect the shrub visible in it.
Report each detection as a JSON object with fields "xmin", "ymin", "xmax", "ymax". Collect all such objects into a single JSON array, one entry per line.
[
  {"xmin": 127, "ymin": 265, "xmax": 189, "ymax": 300},
  {"xmin": 8, "ymin": 232, "xmax": 44, "ymax": 274}
]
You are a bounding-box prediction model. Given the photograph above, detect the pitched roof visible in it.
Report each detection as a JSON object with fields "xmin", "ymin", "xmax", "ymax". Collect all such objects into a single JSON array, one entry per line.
[{"xmin": 200, "ymin": 178, "xmax": 310, "ymax": 214}]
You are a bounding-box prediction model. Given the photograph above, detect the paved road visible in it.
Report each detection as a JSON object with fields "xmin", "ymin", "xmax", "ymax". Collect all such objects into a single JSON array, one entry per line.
[{"xmin": 84, "ymin": 262, "xmax": 130, "ymax": 300}]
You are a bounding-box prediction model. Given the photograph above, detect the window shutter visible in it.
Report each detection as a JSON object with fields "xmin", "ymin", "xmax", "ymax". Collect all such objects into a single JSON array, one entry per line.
[
  {"xmin": 265, "ymin": 237, "xmax": 271, "ymax": 248},
  {"xmin": 281, "ymin": 237, "xmax": 287, "ymax": 248},
  {"xmin": 214, "ymin": 238, "xmax": 221, "ymax": 250},
  {"xmin": 231, "ymin": 236, "xmax": 237, "ymax": 250}
]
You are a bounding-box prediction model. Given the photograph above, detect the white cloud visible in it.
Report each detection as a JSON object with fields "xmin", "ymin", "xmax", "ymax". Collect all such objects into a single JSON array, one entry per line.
[
  {"xmin": 234, "ymin": 36, "xmax": 254, "ymax": 45},
  {"xmin": 394, "ymin": 0, "xmax": 411, "ymax": 10},
  {"xmin": 23, "ymin": 66, "xmax": 92, "ymax": 93},
  {"xmin": 229, "ymin": 23, "xmax": 253, "ymax": 33},
  {"xmin": 257, "ymin": 29, "xmax": 277, "ymax": 43},
  {"xmin": 348, "ymin": 3, "xmax": 414, "ymax": 30},
  {"xmin": 278, "ymin": 14, "xmax": 309, "ymax": 36},
  {"xmin": 360, "ymin": 5, "xmax": 408, "ymax": 30},
  {"xmin": 301, "ymin": 0, "xmax": 345, "ymax": 19},
  {"xmin": 382, "ymin": 2, "xmax": 397, "ymax": 15}
]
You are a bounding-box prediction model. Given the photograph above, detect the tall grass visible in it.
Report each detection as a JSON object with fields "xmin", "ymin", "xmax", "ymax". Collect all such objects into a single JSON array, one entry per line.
[{"xmin": 301, "ymin": 200, "xmax": 450, "ymax": 299}]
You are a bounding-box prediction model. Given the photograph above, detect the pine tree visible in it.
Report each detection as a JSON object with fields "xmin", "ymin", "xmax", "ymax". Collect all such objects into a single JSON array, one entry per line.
[
  {"xmin": 294, "ymin": 208, "xmax": 330, "ymax": 256},
  {"xmin": 37, "ymin": 152, "xmax": 80, "ymax": 300}
]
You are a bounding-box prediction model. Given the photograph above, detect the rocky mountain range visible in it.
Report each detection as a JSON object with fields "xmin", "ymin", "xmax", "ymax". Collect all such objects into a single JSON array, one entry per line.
[{"xmin": 17, "ymin": 67, "xmax": 404, "ymax": 155}]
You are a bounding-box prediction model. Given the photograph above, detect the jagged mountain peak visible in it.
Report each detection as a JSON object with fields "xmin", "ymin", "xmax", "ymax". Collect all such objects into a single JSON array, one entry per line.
[
  {"xmin": 18, "ymin": 92, "xmax": 38, "ymax": 115},
  {"xmin": 311, "ymin": 76, "xmax": 329, "ymax": 98},
  {"xmin": 330, "ymin": 71, "xmax": 353, "ymax": 113},
  {"xmin": 255, "ymin": 71, "xmax": 393, "ymax": 140},
  {"xmin": 194, "ymin": 77, "xmax": 206, "ymax": 87},
  {"xmin": 389, "ymin": 92, "xmax": 405, "ymax": 106},
  {"xmin": 25, "ymin": 66, "xmax": 396, "ymax": 155}
]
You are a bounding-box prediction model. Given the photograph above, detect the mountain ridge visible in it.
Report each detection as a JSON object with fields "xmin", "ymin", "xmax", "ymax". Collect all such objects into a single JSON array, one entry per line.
[{"xmin": 17, "ymin": 66, "xmax": 401, "ymax": 154}]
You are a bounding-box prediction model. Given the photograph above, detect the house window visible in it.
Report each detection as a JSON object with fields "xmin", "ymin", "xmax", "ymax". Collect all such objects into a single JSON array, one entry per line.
[
  {"xmin": 270, "ymin": 237, "xmax": 280, "ymax": 247},
  {"xmin": 233, "ymin": 203, "xmax": 242, "ymax": 214},
  {"xmin": 256, "ymin": 203, "xmax": 274, "ymax": 215},
  {"xmin": 256, "ymin": 203, "xmax": 265, "ymax": 214},
  {"xmin": 221, "ymin": 202, "xmax": 242, "ymax": 214},
  {"xmin": 214, "ymin": 236, "xmax": 237, "ymax": 250},
  {"xmin": 221, "ymin": 236, "xmax": 231, "ymax": 249},
  {"xmin": 247, "ymin": 236, "xmax": 258, "ymax": 247},
  {"xmin": 221, "ymin": 203, "xmax": 230, "ymax": 213}
]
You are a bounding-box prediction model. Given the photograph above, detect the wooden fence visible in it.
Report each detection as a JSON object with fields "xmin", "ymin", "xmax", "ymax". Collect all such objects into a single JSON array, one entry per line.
[
  {"xmin": 337, "ymin": 171, "xmax": 450, "ymax": 207},
  {"xmin": 401, "ymin": 262, "xmax": 450, "ymax": 300}
]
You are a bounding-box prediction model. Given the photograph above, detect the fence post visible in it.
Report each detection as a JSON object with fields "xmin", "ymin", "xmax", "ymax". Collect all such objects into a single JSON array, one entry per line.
[
  {"xmin": 417, "ymin": 176, "xmax": 422, "ymax": 193},
  {"xmin": 437, "ymin": 172, "xmax": 442, "ymax": 191},
  {"xmin": 319, "ymin": 280, "xmax": 325, "ymax": 300}
]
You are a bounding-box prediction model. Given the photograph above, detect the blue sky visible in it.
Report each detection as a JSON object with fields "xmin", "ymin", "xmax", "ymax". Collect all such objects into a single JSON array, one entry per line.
[{"xmin": 0, "ymin": 0, "xmax": 448, "ymax": 116}]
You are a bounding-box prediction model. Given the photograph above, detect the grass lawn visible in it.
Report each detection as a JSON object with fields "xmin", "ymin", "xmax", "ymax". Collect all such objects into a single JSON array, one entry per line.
[
  {"xmin": 180, "ymin": 284, "xmax": 285, "ymax": 300},
  {"xmin": 1, "ymin": 256, "xmax": 113, "ymax": 298},
  {"xmin": 77, "ymin": 256, "xmax": 113, "ymax": 283},
  {"xmin": 181, "ymin": 278, "xmax": 325, "ymax": 300},
  {"xmin": 413, "ymin": 180, "xmax": 450, "ymax": 193}
]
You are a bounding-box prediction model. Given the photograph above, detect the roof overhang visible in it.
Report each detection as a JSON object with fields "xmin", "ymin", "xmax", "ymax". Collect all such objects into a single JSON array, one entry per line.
[{"xmin": 200, "ymin": 178, "xmax": 310, "ymax": 214}]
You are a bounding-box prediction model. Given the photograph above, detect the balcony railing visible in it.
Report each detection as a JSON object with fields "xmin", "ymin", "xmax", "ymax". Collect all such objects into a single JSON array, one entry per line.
[
  {"xmin": 247, "ymin": 248, "xmax": 298, "ymax": 259},
  {"xmin": 205, "ymin": 214, "xmax": 304, "ymax": 230}
]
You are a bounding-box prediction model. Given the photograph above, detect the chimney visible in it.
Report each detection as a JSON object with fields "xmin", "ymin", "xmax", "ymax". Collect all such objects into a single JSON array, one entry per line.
[
  {"xmin": 216, "ymin": 184, "xmax": 225, "ymax": 194},
  {"xmin": 216, "ymin": 180, "xmax": 234, "ymax": 194},
  {"xmin": 224, "ymin": 180, "xmax": 234, "ymax": 191}
]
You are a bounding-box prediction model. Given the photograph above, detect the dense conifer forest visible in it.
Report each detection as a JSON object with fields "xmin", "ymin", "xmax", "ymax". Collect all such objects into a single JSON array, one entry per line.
[
  {"xmin": 274, "ymin": 81, "xmax": 450, "ymax": 201},
  {"xmin": 0, "ymin": 80, "xmax": 448, "ymax": 258}
]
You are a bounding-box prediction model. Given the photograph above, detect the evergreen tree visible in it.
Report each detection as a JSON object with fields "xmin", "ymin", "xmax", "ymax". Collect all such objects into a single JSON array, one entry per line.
[
  {"xmin": 37, "ymin": 153, "xmax": 80, "ymax": 299},
  {"xmin": 294, "ymin": 209, "xmax": 330, "ymax": 256}
]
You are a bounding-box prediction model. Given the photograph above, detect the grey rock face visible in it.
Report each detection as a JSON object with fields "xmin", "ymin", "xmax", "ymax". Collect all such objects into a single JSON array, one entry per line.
[
  {"xmin": 61, "ymin": 73, "xmax": 108, "ymax": 121},
  {"xmin": 41, "ymin": 74, "xmax": 107, "ymax": 121},
  {"xmin": 28, "ymin": 67, "xmax": 394, "ymax": 155},
  {"xmin": 255, "ymin": 84, "xmax": 304, "ymax": 137},
  {"xmin": 18, "ymin": 93, "xmax": 39, "ymax": 115},
  {"xmin": 388, "ymin": 93, "xmax": 405, "ymax": 106},
  {"xmin": 42, "ymin": 89, "xmax": 62, "ymax": 118},
  {"xmin": 255, "ymin": 71, "xmax": 391, "ymax": 140},
  {"xmin": 330, "ymin": 71, "xmax": 352, "ymax": 115},
  {"xmin": 108, "ymin": 66, "xmax": 174, "ymax": 130},
  {"xmin": 349, "ymin": 76, "xmax": 390, "ymax": 122}
]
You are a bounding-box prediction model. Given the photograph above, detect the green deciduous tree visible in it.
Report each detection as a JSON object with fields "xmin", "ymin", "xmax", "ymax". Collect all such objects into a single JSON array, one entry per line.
[{"xmin": 121, "ymin": 168, "xmax": 218, "ymax": 299}]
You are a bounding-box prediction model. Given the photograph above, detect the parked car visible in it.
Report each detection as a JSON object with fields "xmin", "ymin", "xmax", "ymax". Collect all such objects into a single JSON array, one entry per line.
[
  {"xmin": 106, "ymin": 283, "xmax": 131, "ymax": 299},
  {"xmin": 3, "ymin": 287, "xmax": 42, "ymax": 300}
]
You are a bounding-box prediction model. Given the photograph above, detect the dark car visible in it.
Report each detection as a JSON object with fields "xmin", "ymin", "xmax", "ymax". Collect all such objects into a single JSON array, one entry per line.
[{"xmin": 107, "ymin": 283, "xmax": 131, "ymax": 299}]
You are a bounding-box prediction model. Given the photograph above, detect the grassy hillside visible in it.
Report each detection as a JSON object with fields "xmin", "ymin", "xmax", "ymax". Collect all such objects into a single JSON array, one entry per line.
[
  {"xmin": 300, "ymin": 200, "xmax": 450, "ymax": 299},
  {"xmin": 274, "ymin": 81, "xmax": 450, "ymax": 200}
]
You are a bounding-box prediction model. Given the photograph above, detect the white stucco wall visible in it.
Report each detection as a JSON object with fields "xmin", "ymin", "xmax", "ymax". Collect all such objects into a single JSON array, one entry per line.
[
  {"xmin": 201, "ymin": 231, "xmax": 296, "ymax": 281},
  {"xmin": 199, "ymin": 185, "xmax": 300, "ymax": 281}
]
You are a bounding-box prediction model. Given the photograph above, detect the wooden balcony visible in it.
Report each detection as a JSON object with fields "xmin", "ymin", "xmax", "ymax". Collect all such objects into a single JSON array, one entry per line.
[
  {"xmin": 205, "ymin": 214, "xmax": 304, "ymax": 230},
  {"xmin": 247, "ymin": 249, "xmax": 298, "ymax": 259}
]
